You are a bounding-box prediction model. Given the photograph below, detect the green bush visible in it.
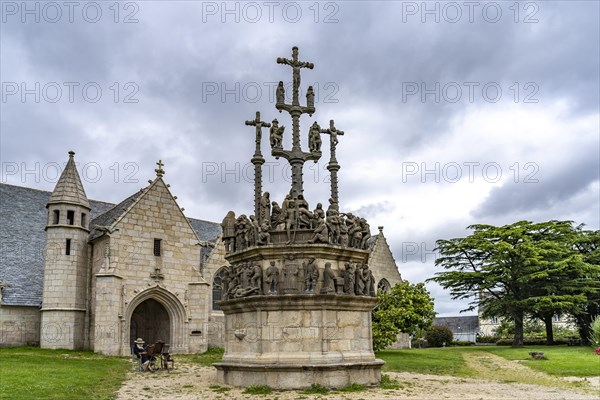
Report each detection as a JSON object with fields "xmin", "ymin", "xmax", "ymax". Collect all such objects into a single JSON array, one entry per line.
[
  {"xmin": 425, "ymin": 326, "xmax": 453, "ymax": 347},
  {"xmin": 451, "ymin": 340, "xmax": 474, "ymax": 346},
  {"xmin": 590, "ymin": 315, "xmax": 600, "ymax": 347},
  {"xmin": 476, "ymin": 335, "xmax": 497, "ymax": 344},
  {"xmin": 495, "ymin": 337, "xmax": 569, "ymax": 346}
]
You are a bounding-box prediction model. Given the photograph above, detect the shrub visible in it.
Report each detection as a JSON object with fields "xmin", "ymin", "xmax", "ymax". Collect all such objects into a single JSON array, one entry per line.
[
  {"xmin": 476, "ymin": 335, "xmax": 497, "ymax": 344},
  {"xmin": 451, "ymin": 340, "xmax": 474, "ymax": 346},
  {"xmin": 425, "ymin": 326, "xmax": 453, "ymax": 347},
  {"xmin": 590, "ymin": 316, "xmax": 600, "ymax": 347}
]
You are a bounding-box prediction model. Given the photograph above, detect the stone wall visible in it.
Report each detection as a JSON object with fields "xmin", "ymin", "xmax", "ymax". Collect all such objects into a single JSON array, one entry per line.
[{"xmin": 0, "ymin": 305, "xmax": 40, "ymax": 346}]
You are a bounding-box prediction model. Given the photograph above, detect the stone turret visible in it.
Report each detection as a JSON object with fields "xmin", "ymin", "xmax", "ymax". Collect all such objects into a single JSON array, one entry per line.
[{"xmin": 40, "ymin": 151, "xmax": 91, "ymax": 349}]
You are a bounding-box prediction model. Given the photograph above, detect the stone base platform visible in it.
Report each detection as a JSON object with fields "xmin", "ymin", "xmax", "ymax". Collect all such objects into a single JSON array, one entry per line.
[{"xmin": 213, "ymin": 359, "xmax": 384, "ymax": 389}]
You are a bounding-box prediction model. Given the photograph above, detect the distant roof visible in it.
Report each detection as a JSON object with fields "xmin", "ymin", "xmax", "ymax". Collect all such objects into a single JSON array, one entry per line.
[
  {"xmin": 0, "ymin": 183, "xmax": 221, "ymax": 307},
  {"xmin": 434, "ymin": 316, "xmax": 479, "ymax": 333}
]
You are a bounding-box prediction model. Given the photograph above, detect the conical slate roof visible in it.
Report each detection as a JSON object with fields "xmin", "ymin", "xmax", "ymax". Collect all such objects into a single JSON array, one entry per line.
[{"xmin": 47, "ymin": 151, "xmax": 90, "ymax": 209}]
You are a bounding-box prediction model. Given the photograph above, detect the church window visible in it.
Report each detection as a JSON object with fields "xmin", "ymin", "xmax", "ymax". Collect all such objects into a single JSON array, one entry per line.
[
  {"xmin": 66, "ymin": 239, "xmax": 72, "ymax": 255},
  {"xmin": 212, "ymin": 268, "xmax": 226, "ymax": 311},
  {"xmin": 67, "ymin": 210, "xmax": 75, "ymax": 225},
  {"xmin": 377, "ymin": 279, "xmax": 391, "ymax": 294},
  {"xmin": 81, "ymin": 213, "xmax": 87, "ymax": 228},
  {"xmin": 153, "ymin": 239, "xmax": 162, "ymax": 256},
  {"xmin": 491, "ymin": 316, "xmax": 499, "ymax": 324},
  {"xmin": 53, "ymin": 210, "xmax": 60, "ymax": 224}
]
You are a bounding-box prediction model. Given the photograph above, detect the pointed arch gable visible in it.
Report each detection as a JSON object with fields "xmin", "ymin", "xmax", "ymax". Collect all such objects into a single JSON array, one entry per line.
[{"xmin": 123, "ymin": 286, "xmax": 188, "ymax": 354}]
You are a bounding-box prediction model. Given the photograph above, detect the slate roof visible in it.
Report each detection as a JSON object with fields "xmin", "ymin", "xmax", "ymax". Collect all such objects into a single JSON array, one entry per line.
[
  {"xmin": 434, "ymin": 316, "xmax": 479, "ymax": 333},
  {"xmin": 0, "ymin": 183, "xmax": 221, "ymax": 307},
  {"xmin": 47, "ymin": 151, "xmax": 90, "ymax": 208}
]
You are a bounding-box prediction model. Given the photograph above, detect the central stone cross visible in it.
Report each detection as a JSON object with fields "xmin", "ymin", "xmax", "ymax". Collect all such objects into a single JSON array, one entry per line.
[{"xmin": 273, "ymin": 46, "xmax": 321, "ymax": 199}]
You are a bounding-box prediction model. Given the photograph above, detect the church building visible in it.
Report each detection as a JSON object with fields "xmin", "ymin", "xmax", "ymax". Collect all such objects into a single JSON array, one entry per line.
[{"xmin": 0, "ymin": 151, "xmax": 403, "ymax": 355}]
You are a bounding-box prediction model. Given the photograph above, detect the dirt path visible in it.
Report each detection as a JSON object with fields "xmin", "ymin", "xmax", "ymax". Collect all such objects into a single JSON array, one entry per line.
[{"xmin": 115, "ymin": 356, "xmax": 599, "ymax": 400}]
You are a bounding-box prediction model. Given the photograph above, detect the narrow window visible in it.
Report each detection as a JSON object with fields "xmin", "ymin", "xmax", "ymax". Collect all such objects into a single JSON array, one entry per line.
[
  {"xmin": 81, "ymin": 213, "xmax": 87, "ymax": 228},
  {"xmin": 66, "ymin": 210, "xmax": 75, "ymax": 225},
  {"xmin": 153, "ymin": 239, "xmax": 161, "ymax": 257},
  {"xmin": 212, "ymin": 268, "xmax": 226, "ymax": 311},
  {"xmin": 66, "ymin": 239, "xmax": 72, "ymax": 255},
  {"xmin": 53, "ymin": 210, "xmax": 60, "ymax": 224},
  {"xmin": 491, "ymin": 316, "xmax": 499, "ymax": 324}
]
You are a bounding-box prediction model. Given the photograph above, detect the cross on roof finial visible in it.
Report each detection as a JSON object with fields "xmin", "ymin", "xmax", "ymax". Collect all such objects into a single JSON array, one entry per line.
[{"xmin": 155, "ymin": 160, "xmax": 165, "ymax": 177}]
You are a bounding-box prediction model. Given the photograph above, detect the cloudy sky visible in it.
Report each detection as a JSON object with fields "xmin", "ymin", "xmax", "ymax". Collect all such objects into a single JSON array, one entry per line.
[{"xmin": 2, "ymin": 1, "xmax": 599, "ymax": 316}]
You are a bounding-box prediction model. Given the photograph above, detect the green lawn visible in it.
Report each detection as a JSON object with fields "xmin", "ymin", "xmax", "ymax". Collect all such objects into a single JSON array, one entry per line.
[
  {"xmin": 376, "ymin": 345, "xmax": 600, "ymax": 378},
  {"xmin": 487, "ymin": 346, "xmax": 600, "ymax": 377},
  {"xmin": 0, "ymin": 347, "xmax": 130, "ymax": 400}
]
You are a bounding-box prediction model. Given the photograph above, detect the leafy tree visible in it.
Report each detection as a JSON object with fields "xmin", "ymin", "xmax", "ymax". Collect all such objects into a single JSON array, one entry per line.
[
  {"xmin": 571, "ymin": 228, "xmax": 600, "ymax": 344},
  {"xmin": 425, "ymin": 326, "xmax": 453, "ymax": 347},
  {"xmin": 371, "ymin": 281, "xmax": 435, "ymax": 351},
  {"xmin": 429, "ymin": 220, "xmax": 591, "ymax": 347}
]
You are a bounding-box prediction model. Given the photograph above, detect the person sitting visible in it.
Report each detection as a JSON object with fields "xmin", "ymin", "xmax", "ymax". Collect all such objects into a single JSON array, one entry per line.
[{"xmin": 132, "ymin": 338, "xmax": 148, "ymax": 370}]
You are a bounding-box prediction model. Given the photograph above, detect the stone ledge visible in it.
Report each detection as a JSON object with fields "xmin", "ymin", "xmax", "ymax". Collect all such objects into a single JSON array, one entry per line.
[{"xmin": 220, "ymin": 294, "xmax": 377, "ymax": 313}]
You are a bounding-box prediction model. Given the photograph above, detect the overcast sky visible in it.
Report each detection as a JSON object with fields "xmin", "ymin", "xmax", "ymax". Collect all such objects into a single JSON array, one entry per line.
[{"xmin": 2, "ymin": 1, "xmax": 599, "ymax": 317}]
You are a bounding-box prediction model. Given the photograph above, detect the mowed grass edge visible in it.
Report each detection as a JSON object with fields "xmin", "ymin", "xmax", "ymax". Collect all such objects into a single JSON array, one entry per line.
[{"xmin": 0, "ymin": 347, "xmax": 130, "ymax": 400}]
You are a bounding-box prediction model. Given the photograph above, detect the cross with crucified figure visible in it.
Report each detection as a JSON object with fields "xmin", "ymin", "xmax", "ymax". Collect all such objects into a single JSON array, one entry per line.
[
  {"xmin": 320, "ymin": 120, "xmax": 345, "ymax": 206},
  {"xmin": 245, "ymin": 111, "xmax": 271, "ymax": 218},
  {"xmin": 272, "ymin": 46, "xmax": 322, "ymax": 199}
]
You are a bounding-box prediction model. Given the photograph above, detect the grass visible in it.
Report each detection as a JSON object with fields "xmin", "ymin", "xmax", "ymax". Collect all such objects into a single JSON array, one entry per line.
[
  {"xmin": 243, "ymin": 384, "xmax": 273, "ymax": 394},
  {"xmin": 177, "ymin": 347, "xmax": 224, "ymax": 366},
  {"xmin": 377, "ymin": 345, "xmax": 600, "ymax": 378},
  {"xmin": 377, "ymin": 347, "xmax": 474, "ymax": 376},
  {"xmin": 0, "ymin": 346, "xmax": 130, "ymax": 400},
  {"xmin": 486, "ymin": 345, "xmax": 600, "ymax": 377},
  {"xmin": 301, "ymin": 383, "xmax": 330, "ymax": 394}
]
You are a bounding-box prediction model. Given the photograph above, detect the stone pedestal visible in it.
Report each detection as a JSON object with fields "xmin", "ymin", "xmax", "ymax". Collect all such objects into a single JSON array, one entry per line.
[{"xmin": 214, "ymin": 245, "xmax": 383, "ymax": 389}]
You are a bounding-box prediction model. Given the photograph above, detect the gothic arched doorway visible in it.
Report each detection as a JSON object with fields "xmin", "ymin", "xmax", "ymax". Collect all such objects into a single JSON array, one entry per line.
[{"xmin": 129, "ymin": 298, "xmax": 171, "ymax": 346}]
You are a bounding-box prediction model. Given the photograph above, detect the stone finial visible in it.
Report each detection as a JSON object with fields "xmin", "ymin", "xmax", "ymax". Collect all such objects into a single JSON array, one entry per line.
[
  {"xmin": 68, "ymin": 150, "xmax": 75, "ymax": 157},
  {"xmin": 155, "ymin": 160, "xmax": 165, "ymax": 177},
  {"xmin": 378, "ymin": 226, "xmax": 384, "ymax": 233}
]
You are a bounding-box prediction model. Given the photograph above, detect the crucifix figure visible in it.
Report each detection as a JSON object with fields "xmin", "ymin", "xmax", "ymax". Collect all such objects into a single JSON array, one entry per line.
[
  {"xmin": 155, "ymin": 160, "xmax": 165, "ymax": 177},
  {"xmin": 273, "ymin": 46, "xmax": 321, "ymax": 199},
  {"xmin": 320, "ymin": 120, "xmax": 345, "ymax": 206},
  {"xmin": 245, "ymin": 111, "xmax": 271, "ymax": 219}
]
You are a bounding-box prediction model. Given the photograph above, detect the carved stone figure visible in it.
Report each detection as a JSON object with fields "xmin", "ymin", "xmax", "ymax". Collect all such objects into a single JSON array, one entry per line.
[
  {"xmin": 282, "ymin": 255, "xmax": 300, "ymax": 293},
  {"xmin": 339, "ymin": 221, "xmax": 349, "ymax": 247},
  {"xmin": 248, "ymin": 215, "xmax": 260, "ymax": 247},
  {"xmin": 303, "ymin": 257, "xmax": 319, "ymax": 293},
  {"xmin": 343, "ymin": 262, "xmax": 355, "ymax": 295},
  {"xmin": 265, "ymin": 261, "xmax": 279, "ymax": 294},
  {"xmin": 234, "ymin": 215, "xmax": 249, "ymax": 251},
  {"xmin": 257, "ymin": 221, "xmax": 271, "ymax": 245},
  {"xmin": 276, "ymin": 81, "xmax": 285, "ymax": 106},
  {"xmin": 326, "ymin": 197, "xmax": 339, "ymax": 215},
  {"xmin": 270, "ymin": 119, "xmax": 284, "ymax": 149},
  {"xmin": 259, "ymin": 192, "xmax": 271, "ymax": 223},
  {"xmin": 326, "ymin": 212, "xmax": 341, "ymax": 245},
  {"xmin": 250, "ymin": 263, "xmax": 263, "ymax": 294},
  {"xmin": 270, "ymin": 201, "xmax": 284, "ymax": 230},
  {"xmin": 284, "ymin": 200, "xmax": 298, "ymax": 244},
  {"xmin": 296, "ymin": 195, "xmax": 312, "ymax": 229},
  {"xmin": 308, "ymin": 122, "xmax": 322, "ymax": 153},
  {"xmin": 360, "ymin": 218, "xmax": 371, "ymax": 249},
  {"xmin": 221, "ymin": 211, "xmax": 236, "ymax": 252},
  {"xmin": 354, "ymin": 263, "xmax": 365, "ymax": 295},
  {"xmin": 321, "ymin": 262, "xmax": 336, "ymax": 294},
  {"xmin": 308, "ymin": 218, "xmax": 329, "ymax": 244},
  {"xmin": 313, "ymin": 203, "xmax": 325, "ymax": 221},
  {"xmin": 362, "ymin": 264, "xmax": 375, "ymax": 297},
  {"xmin": 306, "ymin": 85, "xmax": 315, "ymax": 109}
]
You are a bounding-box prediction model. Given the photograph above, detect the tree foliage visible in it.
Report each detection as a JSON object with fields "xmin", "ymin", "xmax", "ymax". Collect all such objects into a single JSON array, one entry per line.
[
  {"xmin": 428, "ymin": 220, "xmax": 600, "ymax": 347},
  {"xmin": 371, "ymin": 281, "xmax": 435, "ymax": 351},
  {"xmin": 425, "ymin": 326, "xmax": 453, "ymax": 347}
]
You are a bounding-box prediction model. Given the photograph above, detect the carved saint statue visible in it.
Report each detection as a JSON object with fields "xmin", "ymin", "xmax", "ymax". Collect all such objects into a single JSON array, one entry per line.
[
  {"xmin": 260, "ymin": 192, "xmax": 271, "ymax": 224},
  {"xmin": 308, "ymin": 121, "xmax": 322, "ymax": 152},
  {"xmin": 270, "ymin": 201, "xmax": 283, "ymax": 230},
  {"xmin": 321, "ymin": 262, "xmax": 336, "ymax": 294},
  {"xmin": 282, "ymin": 254, "xmax": 299, "ymax": 293},
  {"xmin": 221, "ymin": 211, "xmax": 236, "ymax": 252},
  {"xmin": 303, "ymin": 257, "xmax": 319, "ymax": 293},
  {"xmin": 354, "ymin": 263, "xmax": 365, "ymax": 295},
  {"xmin": 276, "ymin": 81, "xmax": 285, "ymax": 106},
  {"xmin": 343, "ymin": 262, "xmax": 355, "ymax": 295},
  {"xmin": 265, "ymin": 261, "xmax": 279, "ymax": 294},
  {"xmin": 308, "ymin": 217, "xmax": 329, "ymax": 244},
  {"xmin": 306, "ymin": 85, "xmax": 315, "ymax": 109},
  {"xmin": 270, "ymin": 119, "xmax": 284, "ymax": 149},
  {"xmin": 250, "ymin": 263, "xmax": 263, "ymax": 294}
]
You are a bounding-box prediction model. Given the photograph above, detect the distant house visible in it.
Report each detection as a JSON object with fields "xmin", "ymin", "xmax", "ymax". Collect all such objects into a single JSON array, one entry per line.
[{"xmin": 434, "ymin": 316, "xmax": 479, "ymax": 342}]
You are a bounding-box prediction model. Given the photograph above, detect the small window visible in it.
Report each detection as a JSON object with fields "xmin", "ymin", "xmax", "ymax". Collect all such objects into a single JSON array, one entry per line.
[
  {"xmin": 53, "ymin": 210, "xmax": 60, "ymax": 224},
  {"xmin": 553, "ymin": 314, "xmax": 561, "ymax": 322},
  {"xmin": 66, "ymin": 239, "xmax": 72, "ymax": 255},
  {"xmin": 491, "ymin": 316, "xmax": 499, "ymax": 324},
  {"xmin": 153, "ymin": 239, "xmax": 161, "ymax": 257},
  {"xmin": 66, "ymin": 210, "xmax": 75, "ymax": 225},
  {"xmin": 81, "ymin": 213, "xmax": 87, "ymax": 228},
  {"xmin": 212, "ymin": 268, "xmax": 226, "ymax": 311}
]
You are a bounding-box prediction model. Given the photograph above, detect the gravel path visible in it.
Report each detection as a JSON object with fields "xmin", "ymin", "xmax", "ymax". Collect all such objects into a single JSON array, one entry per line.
[{"xmin": 115, "ymin": 357, "xmax": 599, "ymax": 400}]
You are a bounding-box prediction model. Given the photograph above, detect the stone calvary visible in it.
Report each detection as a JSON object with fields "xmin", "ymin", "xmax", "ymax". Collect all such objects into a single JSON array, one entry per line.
[{"xmin": 213, "ymin": 47, "xmax": 383, "ymax": 389}]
